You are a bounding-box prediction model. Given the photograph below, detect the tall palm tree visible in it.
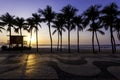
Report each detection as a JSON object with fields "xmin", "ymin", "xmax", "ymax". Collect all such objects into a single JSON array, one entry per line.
[
  {"xmin": 114, "ymin": 18, "xmax": 120, "ymax": 41},
  {"xmin": 87, "ymin": 23, "xmax": 105, "ymax": 52},
  {"xmin": 83, "ymin": 5, "xmax": 101, "ymax": 53},
  {"xmin": 56, "ymin": 13, "xmax": 65, "ymax": 51},
  {"xmin": 26, "ymin": 18, "xmax": 35, "ymax": 48},
  {"xmin": 14, "ymin": 17, "xmax": 26, "ymax": 36},
  {"xmin": 52, "ymin": 13, "xmax": 65, "ymax": 51},
  {"xmin": 0, "ymin": 12, "xmax": 15, "ymax": 47},
  {"xmin": 32, "ymin": 13, "xmax": 42, "ymax": 52},
  {"xmin": 0, "ymin": 24, "xmax": 5, "ymax": 33},
  {"xmin": 101, "ymin": 2, "xmax": 120, "ymax": 54},
  {"xmin": 52, "ymin": 19, "xmax": 65, "ymax": 51},
  {"xmin": 61, "ymin": 4, "xmax": 78, "ymax": 53},
  {"xmin": 39, "ymin": 5, "xmax": 56, "ymax": 53},
  {"xmin": 73, "ymin": 15, "xmax": 83, "ymax": 53},
  {"xmin": 52, "ymin": 21, "xmax": 61, "ymax": 51},
  {"xmin": 14, "ymin": 17, "xmax": 26, "ymax": 49}
]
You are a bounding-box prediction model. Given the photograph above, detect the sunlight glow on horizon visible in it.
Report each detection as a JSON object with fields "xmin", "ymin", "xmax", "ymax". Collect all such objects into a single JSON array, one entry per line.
[
  {"xmin": 26, "ymin": 35, "xmax": 36, "ymax": 45},
  {"xmin": 0, "ymin": 0, "xmax": 120, "ymax": 45}
]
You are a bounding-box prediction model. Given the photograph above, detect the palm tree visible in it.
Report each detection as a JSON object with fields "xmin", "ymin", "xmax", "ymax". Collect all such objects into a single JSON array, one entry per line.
[
  {"xmin": 14, "ymin": 17, "xmax": 26, "ymax": 49},
  {"xmin": 32, "ymin": 13, "xmax": 42, "ymax": 52},
  {"xmin": 73, "ymin": 15, "xmax": 83, "ymax": 53},
  {"xmin": 0, "ymin": 22, "xmax": 5, "ymax": 32},
  {"xmin": 101, "ymin": 2, "xmax": 120, "ymax": 54},
  {"xmin": 57, "ymin": 13, "xmax": 66, "ymax": 51},
  {"xmin": 83, "ymin": 5, "xmax": 101, "ymax": 53},
  {"xmin": 52, "ymin": 13, "xmax": 65, "ymax": 51},
  {"xmin": 61, "ymin": 4, "xmax": 78, "ymax": 53},
  {"xmin": 0, "ymin": 24, "xmax": 5, "ymax": 33},
  {"xmin": 114, "ymin": 18, "xmax": 120, "ymax": 41},
  {"xmin": 0, "ymin": 12, "xmax": 15, "ymax": 48},
  {"xmin": 52, "ymin": 20, "xmax": 65, "ymax": 51},
  {"xmin": 26, "ymin": 18, "xmax": 35, "ymax": 48},
  {"xmin": 14, "ymin": 17, "xmax": 26, "ymax": 36},
  {"xmin": 52, "ymin": 21, "xmax": 61, "ymax": 51},
  {"xmin": 38, "ymin": 5, "xmax": 56, "ymax": 53},
  {"xmin": 87, "ymin": 22, "xmax": 105, "ymax": 52}
]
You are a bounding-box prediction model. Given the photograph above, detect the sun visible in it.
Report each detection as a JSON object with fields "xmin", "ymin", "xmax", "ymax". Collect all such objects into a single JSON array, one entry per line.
[{"xmin": 26, "ymin": 35, "xmax": 36, "ymax": 45}]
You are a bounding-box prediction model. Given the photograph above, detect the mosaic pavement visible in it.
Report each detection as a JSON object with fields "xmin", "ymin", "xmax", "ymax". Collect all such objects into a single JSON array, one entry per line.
[{"xmin": 0, "ymin": 53, "xmax": 120, "ymax": 80}]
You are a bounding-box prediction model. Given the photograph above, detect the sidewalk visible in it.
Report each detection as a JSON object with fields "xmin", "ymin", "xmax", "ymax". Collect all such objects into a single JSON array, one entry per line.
[{"xmin": 0, "ymin": 53, "xmax": 120, "ymax": 80}]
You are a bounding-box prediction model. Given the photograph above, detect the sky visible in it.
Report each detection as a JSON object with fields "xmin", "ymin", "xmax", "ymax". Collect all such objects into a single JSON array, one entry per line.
[{"xmin": 0, "ymin": 0, "xmax": 120, "ymax": 45}]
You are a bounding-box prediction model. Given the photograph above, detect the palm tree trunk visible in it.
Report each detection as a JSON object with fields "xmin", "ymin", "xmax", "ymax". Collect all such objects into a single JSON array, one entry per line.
[
  {"xmin": 29, "ymin": 30, "xmax": 32, "ymax": 47},
  {"xmin": 48, "ymin": 22, "xmax": 53, "ymax": 53},
  {"xmin": 112, "ymin": 35, "xmax": 116, "ymax": 53},
  {"xmin": 77, "ymin": 28, "xmax": 79, "ymax": 53},
  {"xmin": 95, "ymin": 31, "xmax": 100, "ymax": 52},
  {"xmin": 36, "ymin": 29, "xmax": 38, "ymax": 52},
  {"xmin": 92, "ymin": 31, "xmax": 95, "ymax": 53},
  {"xmin": 20, "ymin": 28, "xmax": 23, "ymax": 50},
  {"xmin": 9, "ymin": 26, "xmax": 11, "ymax": 48},
  {"xmin": 60, "ymin": 29, "xmax": 62, "ymax": 51},
  {"xmin": 68, "ymin": 29, "xmax": 70, "ymax": 53},
  {"xmin": 117, "ymin": 31, "xmax": 120, "ymax": 40},
  {"xmin": 57, "ymin": 31, "xmax": 59, "ymax": 51},
  {"xmin": 110, "ymin": 26, "xmax": 114, "ymax": 54},
  {"xmin": 20, "ymin": 28, "xmax": 22, "ymax": 36}
]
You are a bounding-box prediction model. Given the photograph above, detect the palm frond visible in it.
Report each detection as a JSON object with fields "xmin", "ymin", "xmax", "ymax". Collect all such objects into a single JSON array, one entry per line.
[
  {"xmin": 0, "ymin": 30, "xmax": 2, "ymax": 33},
  {"xmin": 62, "ymin": 27, "xmax": 66, "ymax": 32},
  {"xmin": 97, "ymin": 30, "xmax": 105, "ymax": 35},
  {"xmin": 0, "ymin": 26, "xmax": 5, "ymax": 30},
  {"xmin": 52, "ymin": 30, "xmax": 57, "ymax": 35},
  {"xmin": 87, "ymin": 28, "xmax": 93, "ymax": 32},
  {"xmin": 14, "ymin": 28, "xmax": 19, "ymax": 33}
]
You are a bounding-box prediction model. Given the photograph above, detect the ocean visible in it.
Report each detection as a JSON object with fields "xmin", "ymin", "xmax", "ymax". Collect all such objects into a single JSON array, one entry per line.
[
  {"xmin": 0, "ymin": 44, "xmax": 120, "ymax": 50},
  {"xmin": 32, "ymin": 44, "xmax": 120, "ymax": 50}
]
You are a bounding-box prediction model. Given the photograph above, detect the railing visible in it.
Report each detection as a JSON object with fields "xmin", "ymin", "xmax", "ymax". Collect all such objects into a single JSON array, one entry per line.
[{"xmin": 7, "ymin": 40, "xmax": 27, "ymax": 45}]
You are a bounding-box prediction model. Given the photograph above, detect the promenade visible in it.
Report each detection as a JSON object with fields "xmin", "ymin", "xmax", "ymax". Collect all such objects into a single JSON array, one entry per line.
[{"xmin": 0, "ymin": 53, "xmax": 120, "ymax": 80}]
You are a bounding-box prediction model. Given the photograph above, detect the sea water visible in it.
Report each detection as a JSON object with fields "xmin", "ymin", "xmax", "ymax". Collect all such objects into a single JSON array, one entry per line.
[
  {"xmin": 32, "ymin": 44, "xmax": 120, "ymax": 50},
  {"xmin": 0, "ymin": 44, "xmax": 120, "ymax": 50}
]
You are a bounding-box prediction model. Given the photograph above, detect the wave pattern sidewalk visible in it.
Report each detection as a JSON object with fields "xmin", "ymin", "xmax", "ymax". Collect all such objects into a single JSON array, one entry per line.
[{"xmin": 0, "ymin": 53, "xmax": 120, "ymax": 80}]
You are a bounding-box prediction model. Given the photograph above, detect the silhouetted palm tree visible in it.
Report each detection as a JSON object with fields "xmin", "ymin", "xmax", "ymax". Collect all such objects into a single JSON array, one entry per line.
[
  {"xmin": 57, "ymin": 13, "xmax": 66, "ymax": 51},
  {"xmin": 87, "ymin": 22, "xmax": 105, "ymax": 52},
  {"xmin": 61, "ymin": 4, "xmax": 78, "ymax": 53},
  {"xmin": 73, "ymin": 15, "xmax": 83, "ymax": 53},
  {"xmin": 52, "ymin": 13, "xmax": 65, "ymax": 51},
  {"xmin": 114, "ymin": 18, "xmax": 120, "ymax": 41},
  {"xmin": 14, "ymin": 17, "xmax": 26, "ymax": 36},
  {"xmin": 101, "ymin": 2, "xmax": 120, "ymax": 54},
  {"xmin": 32, "ymin": 13, "xmax": 42, "ymax": 52},
  {"xmin": 0, "ymin": 22, "xmax": 5, "ymax": 32},
  {"xmin": 0, "ymin": 26, "xmax": 5, "ymax": 33},
  {"xmin": 14, "ymin": 17, "xmax": 27, "ymax": 49},
  {"xmin": 26, "ymin": 18, "xmax": 35, "ymax": 47},
  {"xmin": 52, "ymin": 21, "xmax": 61, "ymax": 51},
  {"xmin": 39, "ymin": 5, "xmax": 56, "ymax": 53},
  {"xmin": 0, "ymin": 12, "xmax": 15, "ymax": 47},
  {"xmin": 52, "ymin": 21, "xmax": 65, "ymax": 51},
  {"xmin": 52, "ymin": 18, "xmax": 65, "ymax": 51},
  {"xmin": 83, "ymin": 5, "xmax": 101, "ymax": 53}
]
